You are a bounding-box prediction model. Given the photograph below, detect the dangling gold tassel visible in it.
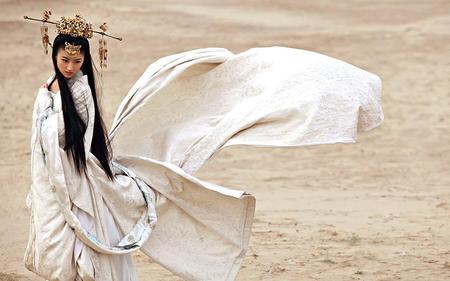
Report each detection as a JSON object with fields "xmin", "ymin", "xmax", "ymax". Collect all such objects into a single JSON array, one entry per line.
[
  {"xmin": 99, "ymin": 36, "xmax": 108, "ymax": 69},
  {"xmin": 40, "ymin": 25, "xmax": 49, "ymax": 54},
  {"xmin": 40, "ymin": 10, "xmax": 51, "ymax": 55},
  {"xmin": 98, "ymin": 22, "xmax": 108, "ymax": 69}
]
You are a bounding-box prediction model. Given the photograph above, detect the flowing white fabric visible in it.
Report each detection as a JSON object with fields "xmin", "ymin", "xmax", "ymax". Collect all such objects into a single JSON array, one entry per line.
[{"xmin": 24, "ymin": 46, "xmax": 383, "ymax": 281}]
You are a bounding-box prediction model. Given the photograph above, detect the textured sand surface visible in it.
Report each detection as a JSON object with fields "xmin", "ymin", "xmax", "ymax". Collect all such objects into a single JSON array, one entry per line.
[{"xmin": 1, "ymin": 1, "xmax": 449, "ymax": 280}]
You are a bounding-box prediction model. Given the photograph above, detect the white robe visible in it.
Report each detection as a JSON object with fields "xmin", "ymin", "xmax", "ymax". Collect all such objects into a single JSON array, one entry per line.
[{"xmin": 24, "ymin": 46, "xmax": 383, "ymax": 281}]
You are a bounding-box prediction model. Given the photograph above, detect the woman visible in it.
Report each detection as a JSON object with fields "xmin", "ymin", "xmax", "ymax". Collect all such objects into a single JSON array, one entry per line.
[
  {"xmin": 25, "ymin": 13, "xmax": 383, "ymax": 281},
  {"xmin": 26, "ymin": 32, "xmax": 157, "ymax": 280}
]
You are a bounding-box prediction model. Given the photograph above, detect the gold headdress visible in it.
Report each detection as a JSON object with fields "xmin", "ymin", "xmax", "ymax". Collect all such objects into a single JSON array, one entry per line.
[
  {"xmin": 56, "ymin": 14, "xmax": 93, "ymax": 39},
  {"xmin": 24, "ymin": 11, "xmax": 122, "ymax": 69}
]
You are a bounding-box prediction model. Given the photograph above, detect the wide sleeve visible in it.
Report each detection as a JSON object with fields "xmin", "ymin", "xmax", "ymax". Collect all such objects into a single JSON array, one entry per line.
[
  {"xmin": 71, "ymin": 78, "xmax": 95, "ymax": 159},
  {"xmin": 31, "ymin": 87, "xmax": 53, "ymax": 147},
  {"xmin": 110, "ymin": 47, "xmax": 384, "ymax": 175},
  {"xmin": 28, "ymin": 86, "xmax": 52, "ymax": 209}
]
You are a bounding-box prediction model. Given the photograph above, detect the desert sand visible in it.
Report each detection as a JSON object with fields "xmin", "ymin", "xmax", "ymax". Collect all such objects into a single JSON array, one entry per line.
[{"xmin": 0, "ymin": 0, "xmax": 449, "ymax": 280}]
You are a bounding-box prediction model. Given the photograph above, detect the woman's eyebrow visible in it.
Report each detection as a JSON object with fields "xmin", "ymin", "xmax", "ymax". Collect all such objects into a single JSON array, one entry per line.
[{"xmin": 62, "ymin": 56, "xmax": 82, "ymax": 61}]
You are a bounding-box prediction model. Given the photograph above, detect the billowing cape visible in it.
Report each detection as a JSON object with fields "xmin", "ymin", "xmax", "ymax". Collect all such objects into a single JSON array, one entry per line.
[{"xmin": 25, "ymin": 46, "xmax": 383, "ymax": 281}]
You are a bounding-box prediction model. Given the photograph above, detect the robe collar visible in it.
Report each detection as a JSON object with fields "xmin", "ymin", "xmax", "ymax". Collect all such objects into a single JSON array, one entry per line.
[
  {"xmin": 46, "ymin": 70, "xmax": 84, "ymax": 88},
  {"xmin": 67, "ymin": 70, "xmax": 84, "ymax": 88}
]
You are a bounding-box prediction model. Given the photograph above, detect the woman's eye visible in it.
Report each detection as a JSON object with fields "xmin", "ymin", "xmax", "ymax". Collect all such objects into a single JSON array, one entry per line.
[{"xmin": 62, "ymin": 59, "xmax": 68, "ymax": 62}]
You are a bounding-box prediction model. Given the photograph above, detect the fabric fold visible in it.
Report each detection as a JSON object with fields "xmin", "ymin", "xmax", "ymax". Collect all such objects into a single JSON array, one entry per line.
[
  {"xmin": 25, "ymin": 46, "xmax": 383, "ymax": 281},
  {"xmin": 108, "ymin": 46, "xmax": 383, "ymax": 280}
]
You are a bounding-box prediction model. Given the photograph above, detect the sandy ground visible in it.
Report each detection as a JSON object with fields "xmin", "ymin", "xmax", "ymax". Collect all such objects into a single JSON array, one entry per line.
[{"xmin": 1, "ymin": 0, "xmax": 449, "ymax": 280}]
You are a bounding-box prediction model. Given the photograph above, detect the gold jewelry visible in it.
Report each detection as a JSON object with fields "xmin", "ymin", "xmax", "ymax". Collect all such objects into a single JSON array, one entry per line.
[
  {"xmin": 98, "ymin": 23, "xmax": 108, "ymax": 68},
  {"xmin": 40, "ymin": 24, "xmax": 50, "ymax": 55},
  {"xmin": 56, "ymin": 14, "xmax": 93, "ymax": 39},
  {"xmin": 99, "ymin": 37, "xmax": 108, "ymax": 68},
  {"xmin": 39, "ymin": 10, "xmax": 52, "ymax": 54},
  {"xmin": 24, "ymin": 11, "xmax": 122, "ymax": 69},
  {"xmin": 65, "ymin": 41, "xmax": 82, "ymax": 56}
]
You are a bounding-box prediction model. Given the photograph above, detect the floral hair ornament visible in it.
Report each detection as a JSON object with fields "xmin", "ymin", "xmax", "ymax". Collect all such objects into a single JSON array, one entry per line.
[{"xmin": 24, "ymin": 11, "xmax": 122, "ymax": 69}]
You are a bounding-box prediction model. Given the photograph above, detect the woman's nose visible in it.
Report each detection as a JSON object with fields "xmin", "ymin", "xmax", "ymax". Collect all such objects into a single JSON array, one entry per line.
[{"xmin": 67, "ymin": 63, "xmax": 74, "ymax": 71}]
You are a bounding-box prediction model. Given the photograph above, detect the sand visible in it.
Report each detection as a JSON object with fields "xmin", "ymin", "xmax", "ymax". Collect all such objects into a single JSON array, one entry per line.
[{"xmin": 0, "ymin": 0, "xmax": 449, "ymax": 280}]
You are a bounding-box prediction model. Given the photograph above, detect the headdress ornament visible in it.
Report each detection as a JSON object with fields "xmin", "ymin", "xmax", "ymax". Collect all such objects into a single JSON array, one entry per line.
[
  {"xmin": 56, "ymin": 14, "xmax": 93, "ymax": 39},
  {"xmin": 24, "ymin": 11, "xmax": 122, "ymax": 69},
  {"xmin": 64, "ymin": 41, "xmax": 82, "ymax": 56}
]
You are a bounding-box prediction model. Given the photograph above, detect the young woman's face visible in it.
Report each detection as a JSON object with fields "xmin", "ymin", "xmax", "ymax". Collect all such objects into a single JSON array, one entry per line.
[{"xmin": 56, "ymin": 47, "xmax": 85, "ymax": 79}]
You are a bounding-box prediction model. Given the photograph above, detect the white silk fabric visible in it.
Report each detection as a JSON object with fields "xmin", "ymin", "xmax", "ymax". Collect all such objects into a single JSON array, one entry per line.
[{"xmin": 24, "ymin": 46, "xmax": 383, "ymax": 281}]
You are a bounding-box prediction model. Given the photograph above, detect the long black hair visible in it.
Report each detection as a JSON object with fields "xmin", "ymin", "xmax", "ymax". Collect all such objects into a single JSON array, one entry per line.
[{"xmin": 49, "ymin": 34, "xmax": 114, "ymax": 180}]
